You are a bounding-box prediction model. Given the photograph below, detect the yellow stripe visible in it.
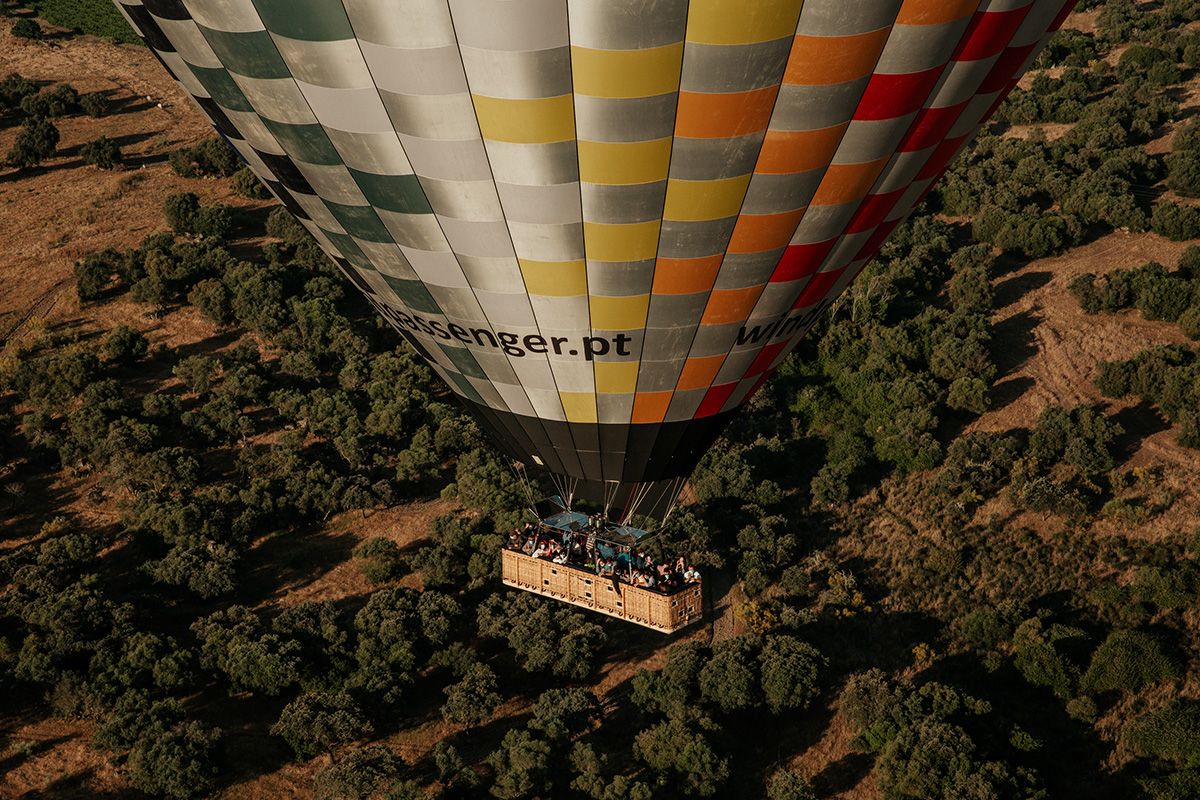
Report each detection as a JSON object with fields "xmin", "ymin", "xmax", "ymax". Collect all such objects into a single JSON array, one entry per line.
[
  {"xmin": 519, "ymin": 259, "xmax": 587, "ymax": 296},
  {"xmin": 594, "ymin": 361, "xmax": 640, "ymax": 394},
  {"xmin": 571, "ymin": 44, "xmax": 684, "ymax": 99},
  {"xmin": 584, "ymin": 220, "xmax": 661, "ymax": 262},
  {"xmin": 589, "ymin": 294, "xmax": 650, "ymax": 330},
  {"xmin": 662, "ymin": 175, "xmax": 753, "ymax": 221},
  {"xmin": 578, "ymin": 139, "xmax": 672, "ymax": 185},
  {"xmin": 687, "ymin": 0, "xmax": 803, "ymax": 44},
  {"xmin": 471, "ymin": 94, "xmax": 575, "ymax": 143},
  {"xmin": 559, "ymin": 391, "xmax": 598, "ymax": 423}
]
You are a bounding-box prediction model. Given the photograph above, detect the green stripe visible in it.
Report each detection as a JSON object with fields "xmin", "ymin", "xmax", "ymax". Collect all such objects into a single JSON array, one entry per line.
[
  {"xmin": 262, "ymin": 118, "xmax": 343, "ymax": 166},
  {"xmin": 325, "ymin": 201, "xmax": 392, "ymax": 243},
  {"xmin": 201, "ymin": 28, "xmax": 291, "ymax": 80},
  {"xmin": 251, "ymin": 0, "xmax": 355, "ymax": 41},
  {"xmin": 447, "ymin": 371, "xmax": 485, "ymax": 405},
  {"xmin": 323, "ymin": 231, "xmax": 374, "ymax": 272},
  {"xmin": 191, "ymin": 66, "xmax": 254, "ymax": 113},
  {"xmin": 381, "ymin": 275, "xmax": 442, "ymax": 315},
  {"xmin": 349, "ymin": 169, "xmax": 433, "ymax": 215},
  {"xmin": 443, "ymin": 346, "xmax": 488, "ymax": 380}
]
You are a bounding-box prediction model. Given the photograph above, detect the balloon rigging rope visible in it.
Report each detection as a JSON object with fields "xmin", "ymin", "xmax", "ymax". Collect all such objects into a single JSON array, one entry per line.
[{"xmin": 661, "ymin": 476, "xmax": 687, "ymax": 527}]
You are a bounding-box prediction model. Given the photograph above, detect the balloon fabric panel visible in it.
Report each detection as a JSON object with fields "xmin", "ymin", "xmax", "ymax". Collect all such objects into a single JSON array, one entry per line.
[{"xmin": 114, "ymin": 0, "xmax": 1077, "ymax": 512}]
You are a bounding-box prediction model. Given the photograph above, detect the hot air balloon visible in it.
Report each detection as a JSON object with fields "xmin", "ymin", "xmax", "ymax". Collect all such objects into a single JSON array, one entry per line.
[{"xmin": 113, "ymin": 0, "xmax": 1075, "ymax": 627}]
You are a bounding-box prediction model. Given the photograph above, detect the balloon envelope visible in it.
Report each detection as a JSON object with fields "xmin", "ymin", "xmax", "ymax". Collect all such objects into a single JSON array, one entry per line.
[{"xmin": 115, "ymin": 0, "xmax": 1075, "ymax": 516}]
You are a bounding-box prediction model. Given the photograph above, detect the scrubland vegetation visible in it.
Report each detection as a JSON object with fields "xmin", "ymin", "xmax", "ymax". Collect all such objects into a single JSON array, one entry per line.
[{"xmin": 4, "ymin": 2, "xmax": 1200, "ymax": 799}]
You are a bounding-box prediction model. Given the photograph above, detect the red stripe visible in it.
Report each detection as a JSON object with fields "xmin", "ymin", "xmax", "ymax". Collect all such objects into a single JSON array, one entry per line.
[
  {"xmin": 956, "ymin": 6, "xmax": 1034, "ymax": 62},
  {"xmin": 854, "ymin": 66, "xmax": 943, "ymax": 121},
  {"xmin": 792, "ymin": 266, "xmax": 844, "ymax": 310},
  {"xmin": 917, "ymin": 135, "xmax": 968, "ymax": 180},
  {"xmin": 768, "ymin": 237, "xmax": 835, "ymax": 284},
  {"xmin": 747, "ymin": 341, "xmax": 787, "ymax": 377},
  {"xmin": 771, "ymin": 238, "xmax": 837, "ymax": 283},
  {"xmin": 852, "ymin": 219, "xmax": 903, "ymax": 263},
  {"xmin": 901, "ymin": 102, "xmax": 968, "ymax": 152},
  {"xmin": 979, "ymin": 42, "xmax": 1036, "ymax": 93},
  {"xmin": 696, "ymin": 383, "xmax": 737, "ymax": 418},
  {"xmin": 847, "ymin": 188, "xmax": 906, "ymax": 234}
]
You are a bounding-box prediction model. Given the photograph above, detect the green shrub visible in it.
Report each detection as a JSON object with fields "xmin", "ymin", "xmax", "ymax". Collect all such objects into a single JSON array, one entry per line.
[
  {"xmin": 80, "ymin": 136, "xmax": 121, "ymax": 169},
  {"xmin": 1178, "ymin": 306, "xmax": 1200, "ymax": 340},
  {"xmin": 103, "ymin": 324, "xmax": 149, "ymax": 365},
  {"xmin": 1139, "ymin": 768, "xmax": 1200, "ymax": 800},
  {"xmin": 6, "ymin": 116, "xmax": 59, "ymax": 168},
  {"xmin": 767, "ymin": 770, "xmax": 816, "ymax": 800},
  {"xmin": 1152, "ymin": 202, "xmax": 1200, "ymax": 241},
  {"xmin": 1080, "ymin": 629, "xmax": 1177, "ymax": 694},
  {"xmin": 164, "ymin": 192, "xmax": 200, "ymax": 234},
  {"xmin": 313, "ymin": 745, "xmax": 407, "ymax": 800},
  {"xmin": 230, "ymin": 165, "xmax": 270, "ymax": 199},
  {"xmin": 11, "ymin": 18, "xmax": 42, "ymax": 40},
  {"xmin": 79, "ymin": 90, "xmax": 107, "ymax": 117},
  {"xmin": 193, "ymin": 203, "xmax": 232, "ymax": 239},
  {"xmin": 265, "ymin": 206, "xmax": 311, "ymax": 245},
  {"xmin": 1167, "ymin": 151, "xmax": 1200, "ymax": 197},
  {"xmin": 73, "ymin": 248, "xmax": 119, "ymax": 300},
  {"xmin": 353, "ymin": 537, "xmax": 404, "ymax": 584},
  {"xmin": 1126, "ymin": 699, "xmax": 1200, "ymax": 767},
  {"xmin": 270, "ymin": 693, "xmax": 373, "ymax": 760},
  {"xmin": 0, "ymin": 72, "xmax": 36, "ymax": 109},
  {"xmin": 1012, "ymin": 617, "xmax": 1085, "ymax": 699},
  {"xmin": 127, "ymin": 720, "xmax": 221, "ymax": 800},
  {"xmin": 169, "ymin": 138, "xmax": 239, "ymax": 178}
]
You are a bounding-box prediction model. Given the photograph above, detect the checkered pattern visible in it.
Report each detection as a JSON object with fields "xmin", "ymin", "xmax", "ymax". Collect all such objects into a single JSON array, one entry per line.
[{"xmin": 117, "ymin": 0, "xmax": 1076, "ymax": 485}]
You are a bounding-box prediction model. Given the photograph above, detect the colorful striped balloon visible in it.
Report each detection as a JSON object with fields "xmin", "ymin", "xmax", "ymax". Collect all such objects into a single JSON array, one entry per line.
[{"xmin": 115, "ymin": 0, "xmax": 1076, "ymax": 518}]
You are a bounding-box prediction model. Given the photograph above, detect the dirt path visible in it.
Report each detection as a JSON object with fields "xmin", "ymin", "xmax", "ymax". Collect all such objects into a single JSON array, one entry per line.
[
  {"xmin": 1, "ymin": 277, "xmax": 68, "ymax": 343},
  {"xmin": 705, "ymin": 567, "xmax": 740, "ymax": 643}
]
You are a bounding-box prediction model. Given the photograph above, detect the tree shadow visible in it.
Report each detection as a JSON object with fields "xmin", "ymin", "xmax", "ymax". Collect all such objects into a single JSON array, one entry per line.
[
  {"xmin": 21, "ymin": 767, "xmax": 106, "ymax": 800},
  {"xmin": 990, "ymin": 309, "xmax": 1042, "ymax": 374},
  {"xmin": 123, "ymin": 150, "xmax": 170, "ymax": 169},
  {"xmin": 106, "ymin": 94, "xmax": 161, "ymax": 116},
  {"xmin": 990, "ymin": 251, "xmax": 1033, "ymax": 280},
  {"xmin": 810, "ymin": 751, "xmax": 875, "ymax": 797},
  {"xmin": 231, "ymin": 205, "xmax": 278, "ymax": 240},
  {"xmin": 189, "ymin": 685, "xmax": 295, "ymax": 785},
  {"xmin": 1109, "ymin": 399, "xmax": 1173, "ymax": 458},
  {"xmin": 0, "ymin": 735, "xmax": 74, "ymax": 780},
  {"xmin": 988, "ymin": 375, "xmax": 1036, "ymax": 413},
  {"xmin": 168, "ymin": 328, "xmax": 247, "ymax": 363},
  {"xmin": 0, "ymin": 165, "xmax": 50, "ymax": 184},
  {"xmin": 0, "ymin": 470, "xmax": 80, "ymax": 543},
  {"xmin": 238, "ymin": 522, "xmax": 363, "ymax": 608},
  {"xmin": 993, "ymin": 270, "xmax": 1052, "ymax": 309}
]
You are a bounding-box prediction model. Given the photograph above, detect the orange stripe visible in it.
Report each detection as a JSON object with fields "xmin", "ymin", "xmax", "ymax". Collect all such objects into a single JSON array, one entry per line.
[
  {"xmin": 652, "ymin": 255, "xmax": 723, "ymax": 294},
  {"xmin": 784, "ymin": 29, "xmax": 892, "ymax": 86},
  {"xmin": 810, "ymin": 157, "xmax": 889, "ymax": 207},
  {"xmin": 896, "ymin": 0, "xmax": 979, "ymax": 25},
  {"xmin": 701, "ymin": 285, "xmax": 764, "ymax": 325},
  {"xmin": 758, "ymin": 125, "xmax": 849, "ymax": 174},
  {"xmin": 727, "ymin": 208, "xmax": 805, "ymax": 253},
  {"xmin": 675, "ymin": 86, "xmax": 779, "ymax": 139},
  {"xmin": 632, "ymin": 391, "xmax": 672, "ymax": 424},
  {"xmin": 676, "ymin": 355, "xmax": 727, "ymax": 391}
]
